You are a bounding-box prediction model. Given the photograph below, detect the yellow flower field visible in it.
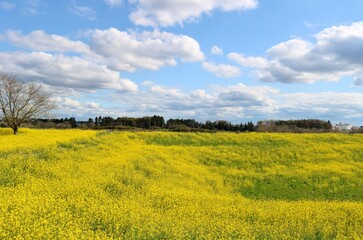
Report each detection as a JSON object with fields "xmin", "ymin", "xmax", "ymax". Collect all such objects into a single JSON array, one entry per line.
[{"xmin": 0, "ymin": 129, "xmax": 362, "ymax": 239}]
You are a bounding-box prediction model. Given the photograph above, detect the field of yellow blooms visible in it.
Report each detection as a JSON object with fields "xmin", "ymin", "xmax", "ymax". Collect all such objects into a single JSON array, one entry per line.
[{"xmin": 0, "ymin": 128, "xmax": 362, "ymax": 239}]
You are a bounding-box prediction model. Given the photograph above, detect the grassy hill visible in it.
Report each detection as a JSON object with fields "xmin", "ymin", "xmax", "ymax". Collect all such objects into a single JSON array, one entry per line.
[{"xmin": 0, "ymin": 129, "xmax": 362, "ymax": 239}]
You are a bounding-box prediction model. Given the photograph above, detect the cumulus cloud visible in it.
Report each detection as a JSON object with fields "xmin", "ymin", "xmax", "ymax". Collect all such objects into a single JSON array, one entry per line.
[
  {"xmin": 2, "ymin": 28, "xmax": 204, "ymax": 72},
  {"xmin": 46, "ymin": 80, "xmax": 363, "ymax": 124},
  {"xmin": 228, "ymin": 52, "xmax": 269, "ymax": 68},
  {"xmin": 202, "ymin": 62, "xmax": 242, "ymax": 78},
  {"xmin": 0, "ymin": 51, "xmax": 138, "ymax": 92},
  {"xmin": 279, "ymin": 92, "xmax": 363, "ymax": 121},
  {"xmin": 88, "ymin": 28, "xmax": 204, "ymax": 71},
  {"xmin": 63, "ymin": 97, "xmax": 81, "ymax": 108},
  {"xmin": 149, "ymin": 85, "xmax": 185, "ymax": 98},
  {"xmin": 229, "ymin": 22, "xmax": 363, "ymax": 84},
  {"xmin": 211, "ymin": 45, "xmax": 223, "ymax": 55},
  {"xmin": 104, "ymin": 0, "xmax": 122, "ymax": 7},
  {"xmin": 219, "ymin": 83, "xmax": 277, "ymax": 101},
  {"xmin": 46, "ymin": 81, "xmax": 363, "ymax": 125},
  {"xmin": 189, "ymin": 89, "xmax": 209, "ymax": 99},
  {"xmin": 2, "ymin": 30, "xmax": 90, "ymax": 53},
  {"xmin": 0, "ymin": 27, "xmax": 206, "ymax": 95},
  {"xmin": 216, "ymin": 84, "xmax": 278, "ymax": 115},
  {"xmin": 129, "ymin": 0, "xmax": 258, "ymax": 27},
  {"xmin": 104, "ymin": 82, "xmax": 279, "ymax": 122},
  {"xmin": 52, "ymin": 96, "xmax": 107, "ymax": 117},
  {"xmin": 110, "ymin": 83, "xmax": 363, "ymax": 124},
  {"xmin": 121, "ymin": 82, "xmax": 363, "ymax": 124},
  {"xmin": 56, "ymin": 97, "xmax": 100, "ymax": 110}
]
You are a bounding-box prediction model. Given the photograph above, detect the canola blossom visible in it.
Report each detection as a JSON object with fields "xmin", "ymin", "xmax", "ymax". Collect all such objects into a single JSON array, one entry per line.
[{"xmin": 0, "ymin": 129, "xmax": 362, "ymax": 239}]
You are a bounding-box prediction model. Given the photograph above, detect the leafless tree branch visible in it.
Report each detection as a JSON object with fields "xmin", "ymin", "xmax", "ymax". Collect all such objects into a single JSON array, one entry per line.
[{"xmin": 0, "ymin": 73, "xmax": 54, "ymax": 134}]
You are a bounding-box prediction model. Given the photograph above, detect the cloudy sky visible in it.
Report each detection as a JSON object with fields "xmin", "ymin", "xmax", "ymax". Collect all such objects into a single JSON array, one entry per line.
[{"xmin": 1, "ymin": 0, "xmax": 363, "ymax": 125}]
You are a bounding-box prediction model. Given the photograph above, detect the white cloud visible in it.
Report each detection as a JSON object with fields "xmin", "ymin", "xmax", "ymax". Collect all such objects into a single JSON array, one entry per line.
[
  {"xmin": 314, "ymin": 22, "xmax": 363, "ymax": 65},
  {"xmin": 3, "ymin": 30, "xmax": 90, "ymax": 53},
  {"xmin": 189, "ymin": 89, "xmax": 209, "ymax": 99},
  {"xmin": 211, "ymin": 45, "xmax": 223, "ymax": 55},
  {"xmin": 267, "ymin": 39, "xmax": 312, "ymax": 63},
  {"xmin": 104, "ymin": 0, "xmax": 122, "ymax": 7},
  {"xmin": 0, "ymin": 1, "xmax": 15, "ymax": 10},
  {"xmin": 149, "ymin": 85, "xmax": 185, "ymax": 98},
  {"xmin": 216, "ymin": 84, "xmax": 278, "ymax": 111},
  {"xmin": 0, "ymin": 51, "xmax": 138, "ymax": 92},
  {"xmin": 115, "ymin": 78, "xmax": 139, "ymax": 92},
  {"xmin": 228, "ymin": 52, "xmax": 268, "ymax": 68},
  {"xmin": 2, "ymin": 28, "xmax": 204, "ymax": 73},
  {"xmin": 129, "ymin": 0, "xmax": 258, "ymax": 27},
  {"xmin": 229, "ymin": 22, "xmax": 363, "ymax": 84},
  {"xmin": 68, "ymin": 2, "xmax": 96, "ymax": 20},
  {"xmin": 64, "ymin": 97, "xmax": 81, "ymax": 108},
  {"xmin": 85, "ymin": 101, "xmax": 101, "ymax": 109},
  {"xmin": 202, "ymin": 62, "xmax": 242, "ymax": 78},
  {"xmin": 279, "ymin": 92, "xmax": 363, "ymax": 121},
  {"xmin": 52, "ymin": 97, "xmax": 107, "ymax": 117},
  {"xmin": 47, "ymin": 81, "xmax": 363, "ymax": 125},
  {"xmin": 255, "ymin": 60, "xmax": 342, "ymax": 84},
  {"xmin": 104, "ymin": 82, "xmax": 278, "ymax": 122},
  {"xmin": 116, "ymin": 84, "xmax": 363, "ymax": 124},
  {"xmin": 89, "ymin": 28, "xmax": 204, "ymax": 71}
]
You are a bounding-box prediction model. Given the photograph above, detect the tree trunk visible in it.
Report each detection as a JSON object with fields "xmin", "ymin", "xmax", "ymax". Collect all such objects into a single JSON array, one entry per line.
[{"xmin": 13, "ymin": 126, "xmax": 18, "ymax": 135}]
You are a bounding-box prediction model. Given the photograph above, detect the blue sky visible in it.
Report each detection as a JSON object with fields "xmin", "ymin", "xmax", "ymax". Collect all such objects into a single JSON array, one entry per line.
[{"xmin": 1, "ymin": 0, "xmax": 363, "ymax": 125}]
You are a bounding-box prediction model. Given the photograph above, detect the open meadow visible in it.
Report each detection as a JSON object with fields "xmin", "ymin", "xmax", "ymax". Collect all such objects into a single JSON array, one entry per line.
[{"xmin": 0, "ymin": 128, "xmax": 362, "ymax": 239}]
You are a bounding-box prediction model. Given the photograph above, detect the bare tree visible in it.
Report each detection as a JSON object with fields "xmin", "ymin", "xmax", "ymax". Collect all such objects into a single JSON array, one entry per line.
[{"xmin": 0, "ymin": 73, "xmax": 54, "ymax": 135}]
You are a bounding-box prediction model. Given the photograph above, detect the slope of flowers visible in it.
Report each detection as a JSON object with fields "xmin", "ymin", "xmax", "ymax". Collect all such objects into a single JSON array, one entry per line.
[{"xmin": 0, "ymin": 130, "xmax": 362, "ymax": 239}]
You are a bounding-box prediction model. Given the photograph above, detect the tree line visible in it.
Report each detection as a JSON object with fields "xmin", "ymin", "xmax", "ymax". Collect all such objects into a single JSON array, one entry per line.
[
  {"xmin": 256, "ymin": 119, "xmax": 333, "ymax": 132},
  {"xmin": 26, "ymin": 116, "xmax": 338, "ymax": 133},
  {"xmin": 29, "ymin": 116, "xmax": 256, "ymax": 132}
]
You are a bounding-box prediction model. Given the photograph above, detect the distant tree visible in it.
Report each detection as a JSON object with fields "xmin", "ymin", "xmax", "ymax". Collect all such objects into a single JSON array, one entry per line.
[
  {"xmin": 246, "ymin": 121, "xmax": 255, "ymax": 131},
  {"xmin": 87, "ymin": 118, "xmax": 95, "ymax": 128},
  {"xmin": 0, "ymin": 73, "xmax": 53, "ymax": 134}
]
